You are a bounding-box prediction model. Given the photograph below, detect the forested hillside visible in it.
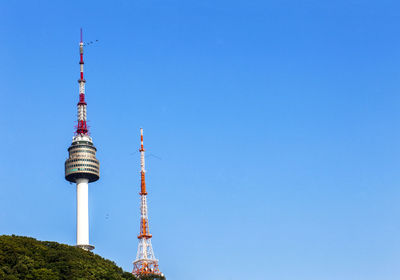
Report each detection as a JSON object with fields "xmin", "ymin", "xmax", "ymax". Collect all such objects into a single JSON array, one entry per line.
[{"xmin": 0, "ymin": 235, "xmax": 165, "ymax": 280}]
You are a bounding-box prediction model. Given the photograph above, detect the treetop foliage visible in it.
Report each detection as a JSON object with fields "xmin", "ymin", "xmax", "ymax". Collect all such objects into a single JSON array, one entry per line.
[{"xmin": 0, "ymin": 235, "xmax": 165, "ymax": 280}]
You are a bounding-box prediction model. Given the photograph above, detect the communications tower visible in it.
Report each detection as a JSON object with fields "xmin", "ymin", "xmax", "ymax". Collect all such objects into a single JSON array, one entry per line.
[
  {"xmin": 133, "ymin": 129, "xmax": 162, "ymax": 276},
  {"xmin": 64, "ymin": 29, "xmax": 100, "ymax": 251}
]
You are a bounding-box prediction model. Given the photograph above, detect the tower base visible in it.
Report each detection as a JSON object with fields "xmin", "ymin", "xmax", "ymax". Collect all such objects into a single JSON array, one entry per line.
[
  {"xmin": 133, "ymin": 259, "xmax": 161, "ymax": 276},
  {"xmin": 76, "ymin": 244, "xmax": 95, "ymax": 251}
]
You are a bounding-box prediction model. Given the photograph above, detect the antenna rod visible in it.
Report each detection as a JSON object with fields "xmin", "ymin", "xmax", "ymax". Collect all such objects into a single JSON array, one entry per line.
[
  {"xmin": 140, "ymin": 128, "xmax": 147, "ymax": 195},
  {"xmin": 76, "ymin": 29, "xmax": 88, "ymax": 135}
]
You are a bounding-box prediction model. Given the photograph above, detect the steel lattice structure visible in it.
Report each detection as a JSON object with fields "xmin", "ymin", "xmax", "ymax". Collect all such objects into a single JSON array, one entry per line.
[{"xmin": 133, "ymin": 129, "xmax": 162, "ymax": 276}]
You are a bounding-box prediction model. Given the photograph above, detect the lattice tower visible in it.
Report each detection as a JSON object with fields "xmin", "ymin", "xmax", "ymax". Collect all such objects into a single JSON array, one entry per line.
[{"xmin": 133, "ymin": 129, "xmax": 162, "ymax": 276}]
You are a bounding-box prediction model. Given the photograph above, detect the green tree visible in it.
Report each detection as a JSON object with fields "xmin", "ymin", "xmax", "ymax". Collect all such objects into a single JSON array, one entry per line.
[{"xmin": 0, "ymin": 235, "xmax": 155, "ymax": 280}]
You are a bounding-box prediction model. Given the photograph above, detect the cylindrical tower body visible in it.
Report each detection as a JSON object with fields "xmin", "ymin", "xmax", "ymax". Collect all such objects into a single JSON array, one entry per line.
[
  {"xmin": 76, "ymin": 178, "xmax": 90, "ymax": 248},
  {"xmin": 64, "ymin": 30, "xmax": 99, "ymax": 251}
]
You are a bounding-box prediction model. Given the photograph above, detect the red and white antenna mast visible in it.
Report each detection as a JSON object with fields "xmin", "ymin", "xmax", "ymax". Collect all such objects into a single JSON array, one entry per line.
[
  {"xmin": 76, "ymin": 28, "xmax": 88, "ymax": 135},
  {"xmin": 133, "ymin": 129, "xmax": 162, "ymax": 276}
]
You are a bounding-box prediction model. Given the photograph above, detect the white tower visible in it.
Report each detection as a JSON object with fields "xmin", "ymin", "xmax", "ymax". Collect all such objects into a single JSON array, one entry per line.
[{"xmin": 64, "ymin": 29, "xmax": 100, "ymax": 251}]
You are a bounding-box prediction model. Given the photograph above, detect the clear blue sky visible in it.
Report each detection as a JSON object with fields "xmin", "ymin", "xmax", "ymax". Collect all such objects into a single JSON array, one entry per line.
[{"xmin": 0, "ymin": 0, "xmax": 399, "ymax": 279}]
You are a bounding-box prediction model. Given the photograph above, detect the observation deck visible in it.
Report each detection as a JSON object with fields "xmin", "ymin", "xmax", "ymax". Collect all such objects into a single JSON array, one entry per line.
[{"xmin": 65, "ymin": 135, "xmax": 100, "ymax": 183}]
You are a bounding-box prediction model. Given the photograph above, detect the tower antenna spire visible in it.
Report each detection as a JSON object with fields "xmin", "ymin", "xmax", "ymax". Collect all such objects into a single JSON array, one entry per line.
[
  {"xmin": 140, "ymin": 128, "xmax": 147, "ymax": 195},
  {"xmin": 133, "ymin": 129, "xmax": 162, "ymax": 276},
  {"xmin": 76, "ymin": 28, "xmax": 88, "ymax": 135}
]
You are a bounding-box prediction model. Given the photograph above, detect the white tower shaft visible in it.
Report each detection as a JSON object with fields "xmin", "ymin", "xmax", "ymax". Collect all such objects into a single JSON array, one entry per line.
[{"xmin": 76, "ymin": 178, "xmax": 90, "ymax": 246}]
